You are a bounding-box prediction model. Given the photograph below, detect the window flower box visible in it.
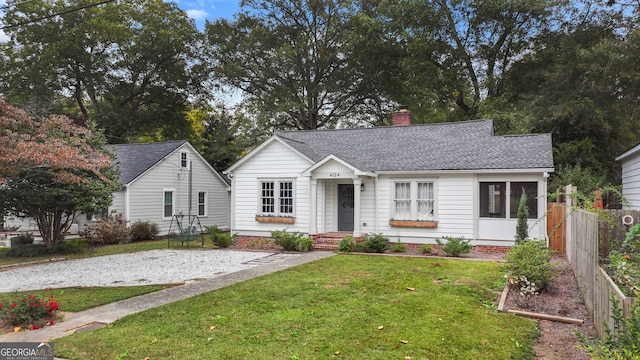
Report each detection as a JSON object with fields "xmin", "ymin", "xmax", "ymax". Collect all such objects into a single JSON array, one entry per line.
[
  {"xmin": 389, "ymin": 220, "xmax": 438, "ymax": 228},
  {"xmin": 255, "ymin": 215, "xmax": 296, "ymax": 224}
]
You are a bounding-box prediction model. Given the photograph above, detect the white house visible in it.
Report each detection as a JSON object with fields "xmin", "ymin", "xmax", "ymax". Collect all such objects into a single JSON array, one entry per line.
[
  {"xmin": 616, "ymin": 144, "xmax": 640, "ymax": 209},
  {"xmin": 225, "ymin": 110, "xmax": 554, "ymax": 252}
]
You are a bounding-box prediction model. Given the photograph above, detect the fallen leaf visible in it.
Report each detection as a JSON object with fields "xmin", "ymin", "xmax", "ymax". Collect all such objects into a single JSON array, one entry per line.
[
  {"xmin": 334, "ymin": 351, "xmax": 341, "ymax": 355},
  {"xmin": 209, "ymin": 325, "xmax": 216, "ymax": 330},
  {"xmin": 13, "ymin": 327, "xmax": 20, "ymax": 332},
  {"xmin": 406, "ymin": 287, "xmax": 415, "ymax": 291},
  {"xmin": 377, "ymin": 325, "xmax": 384, "ymax": 330},
  {"xmin": 400, "ymin": 340, "xmax": 409, "ymax": 344},
  {"xmin": 405, "ymin": 357, "xmax": 412, "ymax": 360}
]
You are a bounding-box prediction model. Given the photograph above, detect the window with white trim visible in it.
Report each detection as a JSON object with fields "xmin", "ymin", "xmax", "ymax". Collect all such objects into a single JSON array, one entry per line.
[
  {"xmin": 180, "ymin": 151, "xmax": 189, "ymax": 169},
  {"xmin": 393, "ymin": 180, "xmax": 436, "ymax": 221},
  {"xmin": 259, "ymin": 180, "xmax": 294, "ymax": 216},
  {"xmin": 198, "ymin": 191, "xmax": 207, "ymax": 216},
  {"xmin": 163, "ymin": 189, "xmax": 175, "ymax": 218}
]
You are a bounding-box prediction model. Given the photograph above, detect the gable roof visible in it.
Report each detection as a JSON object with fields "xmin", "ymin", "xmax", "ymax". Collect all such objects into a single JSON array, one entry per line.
[
  {"xmin": 110, "ymin": 140, "xmax": 188, "ymax": 184},
  {"xmin": 616, "ymin": 143, "xmax": 640, "ymax": 162},
  {"xmin": 274, "ymin": 119, "xmax": 553, "ymax": 172}
]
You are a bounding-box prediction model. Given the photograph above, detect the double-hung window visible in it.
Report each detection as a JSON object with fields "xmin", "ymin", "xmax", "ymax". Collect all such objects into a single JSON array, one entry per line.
[
  {"xmin": 393, "ymin": 180, "xmax": 436, "ymax": 221},
  {"xmin": 163, "ymin": 189, "xmax": 175, "ymax": 218},
  {"xmin": 197, "ymin": 191, "xmax": 207, "ymax": 216},
  {"xmin": 260, "ymin": 180, "xmax": 294, "ymax": 216},
  {"xmin": 180, "ymin": 151, "xmax": 189, "ymax": 169},
  {"xmin": 479, "ymin": 181, "xmax": 538, "ymax": 219}
]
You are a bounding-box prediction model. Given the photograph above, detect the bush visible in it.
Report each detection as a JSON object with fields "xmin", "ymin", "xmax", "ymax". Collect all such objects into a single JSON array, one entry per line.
[
  {"xmin": 0, "ymin": 293, "xmax": 59, "ymax": 329},
  {"xmin": 81, "ymin": 211, "xmax": 129, "ymax": 244},
  {"xmin": 390, "ymin": 241, "xmax": 407, "ymax": 253},
  {"xmin": 2, "ymin": 240, "xmax": 86, "ymax": 257},
  {"xmin": 10, "ymin": 232, "xmax": 34, "ymax": 246},
  {"xmin": 206, "ymin": 225, "xmax": 235, "ymax": 248},
  {"xmin": 418, "ymin": 244, "xmax": 433, "ymax": 254},
  {"xmin": 359, "ymin": 234, "xmax": 390, "ymax": 253},
  {"xmin": 337, "ymin": 237, "xmax": 356, "ymax": 252},
  {"xmin": 578, "ymin": 297, "xmax": 640, "ymax": 359},
  {"xmin": 271, "ymin": 230, "xmax": 312, "ymax": 252},
  {"xmin": 436, "ymin": 236, "xmax": 472, "ymax": 257},
  {"xmin": 503, "ymin": 240, "xmax": 556, "ymax": 292},
  {"xmin": 129, "ymin": 221, "xmax": 160, "ymax": 241}
]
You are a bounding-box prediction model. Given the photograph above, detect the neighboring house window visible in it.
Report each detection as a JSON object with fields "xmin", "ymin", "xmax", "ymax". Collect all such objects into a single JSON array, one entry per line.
[
  {"xmin": 393, "ymin": 180, "xmax": 436, "ymax": 220},
  {"xmin": 163, "ymin": 189, "xmax": 175, "ymax": 218},
  {"xmin": 180, "ymin": 151, "xmax": 189, "ymax": 169},
  {"xmin": 259, "ymin": 180, "xmax": 294, "ymax": 216},
  {"xmin": 198, "ymin": 191, "xmax": 207, "ymax": 216},
  {"xmin": 480, "ymin": 182, "xmax": 538, "ymax": 219}
]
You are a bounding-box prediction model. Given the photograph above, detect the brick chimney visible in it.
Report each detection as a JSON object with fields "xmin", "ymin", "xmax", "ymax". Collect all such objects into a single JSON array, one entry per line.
[{"xmin": 391, "ymin": 106, "xmax": 411, "ymax": 126}]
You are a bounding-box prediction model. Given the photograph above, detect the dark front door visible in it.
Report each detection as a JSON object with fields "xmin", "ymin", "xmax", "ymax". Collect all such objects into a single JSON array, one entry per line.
[{"xmin": 338, "ymin": 184, "xmax": 354, "ymax": 231}]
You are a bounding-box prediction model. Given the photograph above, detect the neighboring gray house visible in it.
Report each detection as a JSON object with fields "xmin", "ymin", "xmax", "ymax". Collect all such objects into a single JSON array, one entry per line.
[
  {"xmin": 225, "ymin": 110, "xmax": 554, "ymax": 251},
  {"xmin": 616, "ymin": 144, "xmax": 640, "ymax": 209}
]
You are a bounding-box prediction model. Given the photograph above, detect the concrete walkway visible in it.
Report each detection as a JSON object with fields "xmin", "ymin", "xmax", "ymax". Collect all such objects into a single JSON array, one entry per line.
[{"xmin": 0, "ymin": 251, "xmax": 335, "ymax": 348}]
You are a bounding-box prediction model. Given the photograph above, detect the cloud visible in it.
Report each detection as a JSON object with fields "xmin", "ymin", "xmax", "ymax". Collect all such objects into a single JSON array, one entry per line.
[
  {"xmin": 186, "ymin": 9, "xmax": 208, "ymax": 21},
  {"xmin": 0, "ymin": 30, "xmax": 8, "ymax": 44}
]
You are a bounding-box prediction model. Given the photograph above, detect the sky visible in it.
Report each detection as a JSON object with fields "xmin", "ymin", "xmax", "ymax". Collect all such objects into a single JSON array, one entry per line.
[{"xmin": 0, "ymin": 0, "xmax": 242, "ymax": 42}]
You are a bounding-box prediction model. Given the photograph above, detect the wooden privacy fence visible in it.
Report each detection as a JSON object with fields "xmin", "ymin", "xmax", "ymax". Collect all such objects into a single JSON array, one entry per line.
[
  {"xmin": 600, "ymin": 209, "xmax": 640, "ymax": 259},
  {"xmin": 566, "ymin": 208, "xmax": 638, "ymax": 339}
]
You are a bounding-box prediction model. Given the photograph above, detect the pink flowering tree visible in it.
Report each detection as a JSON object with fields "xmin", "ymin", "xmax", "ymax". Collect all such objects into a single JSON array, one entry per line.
[{"xmin": 0, "ymin": 101, "xmax": 119, "ymax": 247}]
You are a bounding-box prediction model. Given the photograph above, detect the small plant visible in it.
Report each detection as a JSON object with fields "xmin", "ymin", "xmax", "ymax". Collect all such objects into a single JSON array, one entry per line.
[
  {"xmin": 2, "ymin": 240, "xmax": 86, "ymax": 257},
  {"xmin": 578, "ymin": 296, "xmax": 640, "ymax": 359},
  {"xmin": 337, "ymin": 237, "xmax": 356, "ymax": 252},
  {"xmin": 359, "ymin": 234, "xmax": 390, "ymax": 253},
  {"xmin": 0, "ymin": 293, "xmax": 60, "ymax": 330},
  {"xmin": 10, "ymin": 232, "xmax": 34, "ymax": 246},
  {"xmin": 81, "ymin": 211, "xmax": 129, "ymax": 245},
  {"xmin": 418, "ymin": 244, "xmax": 433, "ymax": 254},
  {"xmin": 390, "ymin": 240, "xmax": 407, "ymax": 253},
  {"xmin": 436, "ymin": 236, "xmax": 472, "ymax": 257},
  {"xmin": 271, "ymin": 230, "xmax": 312, "ymax": 251},
  {"xmin": 206, "ymin": 225, "xmax": 236, "ymax": 248},
  {"xmin": 503, "ymin": 240, "xmax": 556, "ymax": 292},
  {"xmin": 605, "ymin": 252, "xmax": 640, "ymax": 297},
  {"xmin": 129, "ymin": 221, "xmax": 160, "ymax": 241},
  {"xmin": 515, "ymin": 190, "xmax": 529, "ymax": 245}
]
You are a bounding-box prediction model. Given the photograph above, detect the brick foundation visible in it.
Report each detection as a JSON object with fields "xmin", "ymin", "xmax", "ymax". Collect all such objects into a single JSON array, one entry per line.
[{"xmin": 473, "ymin": 245, "xmax": 510, "ymax": 254}]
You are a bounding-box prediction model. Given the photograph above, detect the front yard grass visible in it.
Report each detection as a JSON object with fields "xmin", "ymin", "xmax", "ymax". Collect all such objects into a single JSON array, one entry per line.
[{"xmin": 55, "ymin": 255, "xmax": 538, "ymax": 359}]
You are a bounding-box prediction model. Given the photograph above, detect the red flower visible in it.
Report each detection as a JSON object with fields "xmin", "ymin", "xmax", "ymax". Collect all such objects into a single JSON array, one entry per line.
[
  {"xmin": 623, "ymin": 255, "xmax": 631, "ymax": 259},
  {"xmin": 11, "ymin": 303, "xmax": 17, "ymax": 308}
]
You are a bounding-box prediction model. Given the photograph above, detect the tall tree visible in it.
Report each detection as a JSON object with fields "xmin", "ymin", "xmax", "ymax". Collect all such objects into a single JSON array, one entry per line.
[
  {"xmin": 204, "ymin": 0, "xmax": 382, "ymax": 130},
  {"xmin": 0, "ymin": 101, "xmax": 119, "ymax": 247},
  {"xmin": 0, "ymin": 0, "xmax": 200, "ymax": 142}
]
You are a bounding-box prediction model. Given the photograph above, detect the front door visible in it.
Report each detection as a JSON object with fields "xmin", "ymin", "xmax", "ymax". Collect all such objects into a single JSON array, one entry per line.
[{"xmin": 338, "ymin": 184, "xmax": 354, "ymax": 231}]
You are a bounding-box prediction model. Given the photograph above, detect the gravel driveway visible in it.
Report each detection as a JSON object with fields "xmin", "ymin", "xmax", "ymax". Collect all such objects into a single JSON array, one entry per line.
[{"xmin": 0, "ymin": 249, "xmax": 296, "ymax": 292}]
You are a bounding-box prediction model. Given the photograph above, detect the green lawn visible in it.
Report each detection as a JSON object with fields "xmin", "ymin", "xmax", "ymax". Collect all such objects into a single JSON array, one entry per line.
[{"xmin": 55, "ymin": 255, "xmax": 538, "ymax": 360}]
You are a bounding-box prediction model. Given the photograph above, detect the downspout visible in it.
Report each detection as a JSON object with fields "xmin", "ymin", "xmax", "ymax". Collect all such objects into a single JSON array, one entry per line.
[{"xmin": 124, "ymin": 184, "xmax": 130, "ymax": 224}]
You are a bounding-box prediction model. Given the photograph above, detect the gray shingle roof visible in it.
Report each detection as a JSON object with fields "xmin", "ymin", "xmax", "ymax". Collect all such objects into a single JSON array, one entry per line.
[
  {"xmin": 110, "ymin": 140, "xmax": 187, "ymax": 184},
  {"xmin": 275, "ymin": 119, "xmax": 553, "ymax": 171}
]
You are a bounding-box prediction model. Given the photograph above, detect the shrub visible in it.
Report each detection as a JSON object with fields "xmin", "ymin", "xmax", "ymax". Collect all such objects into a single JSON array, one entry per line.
[
  {"xmin": 436, "ymin": 236, "xmax": 472, "ymax": 257},
  {"xmin": 359, "ymin": 234, "xmax": 390, "ymax": 253},
  {"xmin": 605, "ymin": 252, "xmax": 640, "ymax": 297},
  {"xmin": 205, "ymin": 225, "xmax": 236, "ymax": 248},
  {"xmin": 0, "ymin": 293, "xmax": 59, "ymax": 329},
  {"xmin": 337, "ymin": 237, "xmax": 356, "ymax": 252},
  {"xmin": 81, "ymin": 211, "xmax": 129, "ymax": 245},
  {"xmin": 271, "ymin": 230, "xmax": 312, "ymax": 251},
  {"xmin": 514, "ymin": 191, "xmax": 529, "ymax": 245},
  {"xmin": 418, "ymin": 244, "xmax": 433, "ymax": 254},
  {"xmin": 578, "ymin": 297, "xmax": 640, "ymax": 359},
  {"xmin": 10, "ymin": 232, "xmax": 34, "ymax": 246},
  {"xmin": 129, "ymin": 221, "xmax": 160, "ymax": 241},
  {"xmin": 390, "ymin": 241, "xmax": 407, "ymax": 253},
  {"xmin": 2, "ymin": 240, "xmax": 86, "ymax": 257},
  {"xmin": 503, "ymin": 240, "xmax": 556, "ymax": 292}
]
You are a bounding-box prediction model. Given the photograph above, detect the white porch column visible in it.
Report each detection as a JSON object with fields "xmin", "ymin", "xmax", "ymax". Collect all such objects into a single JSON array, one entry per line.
[
  {"xmin": 353, "ymin": 178, "xmax": 362, "ymax": 237},
  {"xmin": 310, "ymin": 178, "xmax": 318, "ymax": 234}
]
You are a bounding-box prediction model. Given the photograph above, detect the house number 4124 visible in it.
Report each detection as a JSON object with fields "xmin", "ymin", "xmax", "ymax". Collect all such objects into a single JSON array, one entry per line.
[{"xmin": 329, "ymin": 172, "xmax": 340, "ymax": 177}]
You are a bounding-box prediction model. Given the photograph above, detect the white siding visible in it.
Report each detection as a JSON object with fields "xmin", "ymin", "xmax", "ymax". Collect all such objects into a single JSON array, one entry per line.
[
  {"xmin": 621, "ymin": 152, "xmax": 640, "ymax": 209},
  {"xmin": 374, "ymin": 174, "xmax": 475, "ymax": 244},
  {"xmin": 231, "ymin": 140, "xmax": 313, "ymax": 236}
]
